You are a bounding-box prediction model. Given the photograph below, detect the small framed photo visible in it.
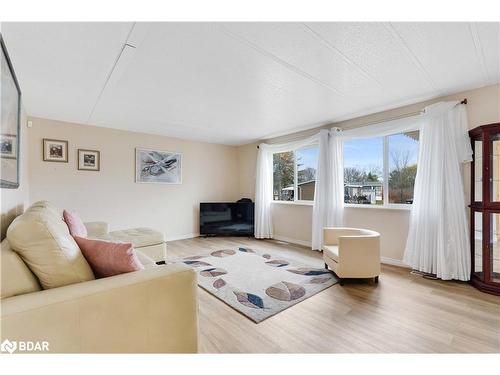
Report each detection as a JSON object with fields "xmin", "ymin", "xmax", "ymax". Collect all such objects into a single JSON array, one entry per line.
[
  {"xmin": 43, "ymin": 139, "xmax": 68, "ymax": 162},
  {"xmin": 0, "ymin": 134, "xmax": 17, "ymax": 159},
  {"xmin": 78, "ymin": 149, "xmax": 100, "ymax": 171}
]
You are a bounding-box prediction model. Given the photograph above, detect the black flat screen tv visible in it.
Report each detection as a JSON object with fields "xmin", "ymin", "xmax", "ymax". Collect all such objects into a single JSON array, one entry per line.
[{"xmin": 200, "ymin": 202, "xmax": 254, "ymax": 236}]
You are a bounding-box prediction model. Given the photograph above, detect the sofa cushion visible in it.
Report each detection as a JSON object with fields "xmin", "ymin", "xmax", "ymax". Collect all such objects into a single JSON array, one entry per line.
[
  {"xmin": 63, "ymin": 209, "xmax": 88, "ymax": 237},
  {"xmin": 0, "ymin": 239, "xmax": 42, "ymax": 299},
  {"xmin": 323, "ymin": 245, "xmax": 339, "ymax": 262},
  {"xmin": 74, "ymin": 236, "xmax": 144, "ymax": 278},
  {"xmin": 6, "ymin": 201, "xmax": 95, "ymax": 289},
  {"xmin": 96, "ymin": 227, "xmax": 165, "ymax": 248}
]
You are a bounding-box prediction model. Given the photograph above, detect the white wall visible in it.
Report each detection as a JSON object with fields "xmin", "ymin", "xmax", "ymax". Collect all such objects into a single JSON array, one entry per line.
[
  {"xmin": 1, "ymin": 109, "xmax": 29, "ymax": 240},
  {"xmin": 27, "ymin": 117, "xmax": 240, "ymax": 240},
  {"xmin": 237, "ymin": 84, "xmax": 500, "ymax": 262}
]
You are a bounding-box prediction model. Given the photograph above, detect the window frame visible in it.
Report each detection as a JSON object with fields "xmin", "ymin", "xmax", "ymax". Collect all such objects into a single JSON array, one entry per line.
[
  {"xmin": 270, "ymin": 131, "xmax": 418, "ymax": 209},
  {"xmin": 272, "ymin": 145, "xmax": 319, "ymax": 205},
  {"xmin": 343, "ymin": 132, "xmax": 419, "ymax": 210}
]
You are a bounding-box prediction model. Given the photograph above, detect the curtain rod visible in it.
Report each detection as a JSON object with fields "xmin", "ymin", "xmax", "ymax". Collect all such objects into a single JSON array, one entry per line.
[
  {"xmin": 256, "ymin": 98, "xmax": 467, "ymax": 148},
  {"xmin": 344, "ymin": 98, "xmax": 468, "ymax": 131}
]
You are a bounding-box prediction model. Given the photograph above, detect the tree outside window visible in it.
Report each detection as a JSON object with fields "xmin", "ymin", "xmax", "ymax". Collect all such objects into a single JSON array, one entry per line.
[{"xmin": 273, "ymin": 147, "xmax": 319, "ymax": 202}]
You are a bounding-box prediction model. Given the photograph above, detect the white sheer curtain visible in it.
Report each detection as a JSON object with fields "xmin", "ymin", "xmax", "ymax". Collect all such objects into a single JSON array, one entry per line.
[
  {"xmin": 254, "ymin": 144, "xmax": 274, "ymax": 238},
  {"xmin": 311, "ymin": 129, "xmax": 344, "ymax": 250},
  {"xmin": 254, "ymin": 133, "xmax": 320, "ymax": 239},
  {"xmin": 403, "ymin": 102, "xmax": 472, "ymax": 280}
]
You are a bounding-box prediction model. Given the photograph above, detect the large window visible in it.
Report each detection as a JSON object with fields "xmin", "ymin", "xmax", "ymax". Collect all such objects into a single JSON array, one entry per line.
[
  {"xmin": 273, "ymin": 147, "xmax": 319, "ymax": 202},
  {"xmin": 344, "ymin": 131, "xmax": 419, "ymax": 206}
]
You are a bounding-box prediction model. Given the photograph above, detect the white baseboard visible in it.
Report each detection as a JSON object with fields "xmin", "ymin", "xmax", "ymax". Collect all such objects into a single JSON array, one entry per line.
[
  {"xmin": 166, "ymin": 233, "xmax": 199, "ymax": 242},
  {"xmin": 380, "ymin": 257, "xmax": 410, "ymax": 268},
  {"xmin": 271, "ymin": 235, "xmax": 312, "ymax": 248}
]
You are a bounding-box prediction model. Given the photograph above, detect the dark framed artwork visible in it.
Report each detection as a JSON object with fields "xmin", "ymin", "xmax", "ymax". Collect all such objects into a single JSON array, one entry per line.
[
  {"xmin": 1, "ymin": 34, "xmax": 22, "ymax": 189},
  {"xmin": 78, "ymin": 149, "xmax": 100, "ymax": 171},
  {"xmin": 43, "ymin": 138, "xmax": 68, "ymax": 162}
]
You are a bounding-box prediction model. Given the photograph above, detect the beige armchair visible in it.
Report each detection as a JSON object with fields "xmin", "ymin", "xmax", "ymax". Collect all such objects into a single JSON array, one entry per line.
[{"xmin": 322, "ymin": 227, "xmax": 381, "ymax": 285}]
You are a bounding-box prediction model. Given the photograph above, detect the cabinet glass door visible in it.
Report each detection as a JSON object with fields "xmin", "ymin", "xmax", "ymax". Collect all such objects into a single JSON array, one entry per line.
[
  {"xmin": 491, "ymin": 213, "xmax": 500, "ymax": 283},
  {"xmin": 490, "ymin": 134, "xmax": 500, "ymax": 202},
  {"xmin": 474, "ymin": 211, "xmax": 483, "ymax": 276},
  {"xmin": 474, "ymin": 140, "xmax": 483, "ymax": 202}
]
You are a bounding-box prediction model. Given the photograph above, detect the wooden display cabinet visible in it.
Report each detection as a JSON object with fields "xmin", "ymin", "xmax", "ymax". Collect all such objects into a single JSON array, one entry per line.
[{"xmin": 469, "ymin": 122, "xmax": 500, "ymax": 296}]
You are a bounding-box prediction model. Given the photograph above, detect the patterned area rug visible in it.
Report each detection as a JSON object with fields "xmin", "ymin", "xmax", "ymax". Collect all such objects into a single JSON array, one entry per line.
[{"xmin": 171, "ymin": 247, "xmax": 338, "ymax": 323}]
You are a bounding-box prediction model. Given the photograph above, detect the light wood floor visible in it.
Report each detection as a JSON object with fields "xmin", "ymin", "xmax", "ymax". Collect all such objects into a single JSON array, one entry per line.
[{"xmin": 167, "ymin": 237, "xmax": 500, "ymax": 353}]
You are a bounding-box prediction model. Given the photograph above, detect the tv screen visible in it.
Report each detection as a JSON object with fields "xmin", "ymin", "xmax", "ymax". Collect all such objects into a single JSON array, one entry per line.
[{"xmin": 200, "ymin": 202, "xmax": 254, "ymax": 236}]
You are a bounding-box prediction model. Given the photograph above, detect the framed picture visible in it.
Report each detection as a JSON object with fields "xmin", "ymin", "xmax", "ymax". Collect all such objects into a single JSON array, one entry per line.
[
  {"xmin": 1, "ymin": 35, "xmax": 21, "ymax": 189},
  {"xmin": 1, "ymin": 134, "xmax": 17, "ymax": 159},
  {"xmin": 43, "ymin": 138, "xmax": 68, "ymax": 162},
  {"xmin": 135, "ymin": 148, "xmax": 182, "ymax": 184},
  {"xmin": 78, "ymin": 149, "xmax": 100, "ymax": 171}
]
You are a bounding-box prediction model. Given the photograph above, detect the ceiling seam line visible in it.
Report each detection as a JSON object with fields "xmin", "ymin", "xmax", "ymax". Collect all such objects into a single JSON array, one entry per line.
[
  {"xmin": 85, "ymin": 43, "xmax": 127, "ymax": 124},
  {"xmin": 301, "ymin": 23, "xmax": 386, "ymax": 89},
  {"xmin": 469, "ymin": 23, "xmax": 490, "ymax": 86},
  {"xmin": 384, "ymin": 23, "xmax": 442, "ymax": 96},
  {"xmin": 86, "ymin": 23, "xmax": 136, "ymax": 124},
  {"xmin": 217, "ymin": 24, "xmax": 347, "ymax": 98}
]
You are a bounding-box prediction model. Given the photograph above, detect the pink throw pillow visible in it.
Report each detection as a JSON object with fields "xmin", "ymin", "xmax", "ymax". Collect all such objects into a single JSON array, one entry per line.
[
  {"xmin": 74, "ymin": 236, "xmax": 144, "ymax": 278},
  {"xmin": 63, "ymin": 210, "xmax": 88, "ymax": 238}
]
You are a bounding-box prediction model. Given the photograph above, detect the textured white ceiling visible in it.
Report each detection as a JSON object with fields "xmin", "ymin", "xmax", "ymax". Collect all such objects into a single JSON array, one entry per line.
[{"xmin": 2, "ymin": 22, "xmax": 499, "ymax": 145}]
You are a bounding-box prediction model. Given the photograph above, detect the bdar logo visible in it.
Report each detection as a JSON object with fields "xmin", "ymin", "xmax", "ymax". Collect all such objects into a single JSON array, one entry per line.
[{"xmin": 1, "ymin": 339, "xmax": 17, "ymax": 354}]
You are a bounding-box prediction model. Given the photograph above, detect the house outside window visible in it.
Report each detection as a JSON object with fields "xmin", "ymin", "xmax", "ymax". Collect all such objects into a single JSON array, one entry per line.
[
  {"xmin": 344, "ymin": 131, "xmax": 419, "ymax": 207},
  {"xmin": 273, "ymin": 147, "xmax": 319, "ymax": 202}
]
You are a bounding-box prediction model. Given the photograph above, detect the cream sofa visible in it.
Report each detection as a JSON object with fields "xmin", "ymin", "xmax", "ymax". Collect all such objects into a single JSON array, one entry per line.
[
  {"xmin": 322, "ymin": 227, "xmax": 381, "ymax": 285},
  {"xmin": 0, "ymin": 201, "xmax": 198, "ymax": 353}
]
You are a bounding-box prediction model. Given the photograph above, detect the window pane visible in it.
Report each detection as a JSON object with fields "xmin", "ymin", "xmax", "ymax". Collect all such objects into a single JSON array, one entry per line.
[
  {"xmin": 388, "ymin": 132, "xmax": 419, "ymax": 204},
  {"xmin": 273, "ymin": 151, "xmax": 294, "ymax": 201},
  {"xmin": 296, "ymin": 147, "xmax": 318, "ymax": 201},
  {"xmin": 344, "ymin": 137, "xmax": 384, "ymax": 205}
]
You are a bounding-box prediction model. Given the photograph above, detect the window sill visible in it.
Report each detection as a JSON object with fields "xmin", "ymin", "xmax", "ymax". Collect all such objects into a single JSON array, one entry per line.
[
  {"xmin": 270, "ymin": 201, "xmax": 412, "ymax": 210},
  {"xmin": 344, "ymin": 204, "xmax": 412, "ymax": 211},
  {"xmin": 271, "ymin": 200, "xmax": 314, "ymax": 206}
]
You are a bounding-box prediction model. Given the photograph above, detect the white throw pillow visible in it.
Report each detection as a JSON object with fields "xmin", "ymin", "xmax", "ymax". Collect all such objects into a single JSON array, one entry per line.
[{"xmin": 6, "ymin": 201, "xmax": 95, "ymax": 289}]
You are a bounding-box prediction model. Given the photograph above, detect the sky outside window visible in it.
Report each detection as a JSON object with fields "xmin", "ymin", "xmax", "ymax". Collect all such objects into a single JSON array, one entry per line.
[{"xmin": 344, "ymin": 137, "xmax": 384, "ymax": 180}]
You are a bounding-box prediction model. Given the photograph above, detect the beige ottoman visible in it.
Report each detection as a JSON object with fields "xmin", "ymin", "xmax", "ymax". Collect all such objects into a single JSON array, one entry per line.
[{"xmin": 85, "ymin": 222, "xmax": 167, "ymax": 263}]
